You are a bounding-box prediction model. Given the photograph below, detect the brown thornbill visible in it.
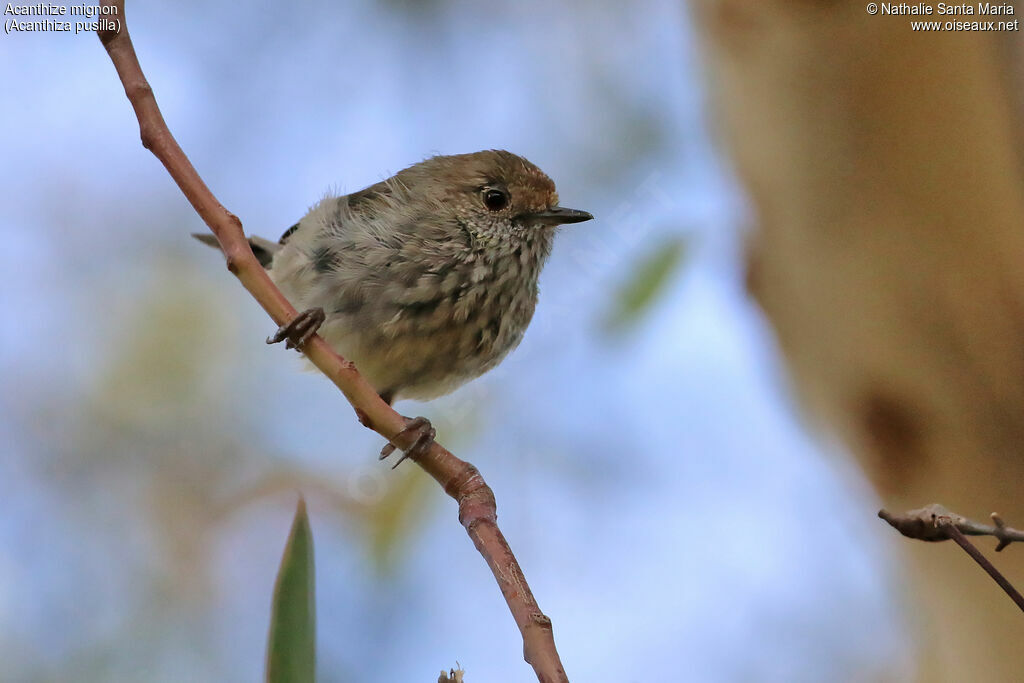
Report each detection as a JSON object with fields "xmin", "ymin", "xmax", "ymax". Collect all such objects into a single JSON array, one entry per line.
[{"xmin": 195, "ymin": 150, "xmax": 593, "ymax": 464}]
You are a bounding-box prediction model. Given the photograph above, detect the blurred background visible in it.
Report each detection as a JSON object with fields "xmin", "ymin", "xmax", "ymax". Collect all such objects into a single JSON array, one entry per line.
[{"xmin": 1, "ymin": 1, "xmax": 915, "ymax": 680}]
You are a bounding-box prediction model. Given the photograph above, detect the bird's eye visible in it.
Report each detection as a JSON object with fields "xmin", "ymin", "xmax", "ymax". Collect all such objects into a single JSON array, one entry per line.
[{"xmin": 483, "ymin": 188, "xmax": 509, "ymax": 211}]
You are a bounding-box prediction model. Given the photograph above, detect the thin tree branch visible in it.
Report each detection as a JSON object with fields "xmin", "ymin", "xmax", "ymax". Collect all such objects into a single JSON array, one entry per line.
[
  {"xmin": 879, "ymin": 504, "xmax": 1024, "ymax": 614},
  {"xmin": 879, "ymin": 504, "xmax": 1024, "ymax": 550},
  {"xmin": 95, "ymin": 3, "xmax": 567, "ymax": 681},
  {"xmin": 940, "ymin": 522, "xmax": 1024, "ymax": 615}
]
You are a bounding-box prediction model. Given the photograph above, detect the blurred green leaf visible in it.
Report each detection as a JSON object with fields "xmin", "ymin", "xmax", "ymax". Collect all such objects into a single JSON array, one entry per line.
[
  {"xmin": 364, "ymin": 466, "xmax": 433, "ymax": 574},
  {"xmin": 601, "ymin": 236, "xmax": 688, "ymax": 334},
  {"xmin": 266, "ymin": 497, "xmax": 316, "ymax": 683}
]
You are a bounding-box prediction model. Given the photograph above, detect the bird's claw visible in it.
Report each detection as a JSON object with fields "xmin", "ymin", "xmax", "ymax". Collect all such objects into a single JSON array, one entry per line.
[
  {"xmin": 380, "ymin": 416, "xmax": 436, "ymax": 469},
  {"xmin": 267, "ymin": 307, "xmax": 325, "ymax": 350}
]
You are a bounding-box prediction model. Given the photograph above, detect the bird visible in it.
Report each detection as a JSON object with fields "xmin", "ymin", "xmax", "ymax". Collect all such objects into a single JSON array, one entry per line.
[{"xmin": 195, "ymin": 149, "xmax": 592, "ymax": 464}]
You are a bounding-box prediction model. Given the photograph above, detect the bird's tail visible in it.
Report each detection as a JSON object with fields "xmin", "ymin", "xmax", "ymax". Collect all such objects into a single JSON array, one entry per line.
[{"xmin": 191, "ymin": 233, "xmax": 280, "ymax": 269}]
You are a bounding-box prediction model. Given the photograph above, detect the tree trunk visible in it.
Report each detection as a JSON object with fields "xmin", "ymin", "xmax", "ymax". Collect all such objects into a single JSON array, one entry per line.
[{"xmin": 689, "ymin": 2, "xmax": 1024, "ymax": 679}]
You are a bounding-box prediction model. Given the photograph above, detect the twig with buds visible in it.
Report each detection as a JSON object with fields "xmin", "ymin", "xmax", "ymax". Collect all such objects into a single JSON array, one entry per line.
[
  {"xmin": 95, "ymin": 3, "xmax": 568, "ymax": 681},
  {"xmin": 879, "ymin": 504, "xmax": 1024, "ymax": 613}
]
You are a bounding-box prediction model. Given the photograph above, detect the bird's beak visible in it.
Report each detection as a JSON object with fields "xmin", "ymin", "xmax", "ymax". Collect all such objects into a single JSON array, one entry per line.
[{"xmin": 522, "ymin": 206, "xmax": 594, "ymax": 226}]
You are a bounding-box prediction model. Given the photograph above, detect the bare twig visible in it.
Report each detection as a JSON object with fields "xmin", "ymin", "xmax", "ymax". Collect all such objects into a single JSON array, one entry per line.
[
  {"xmin": 940, "ymin": 522, "xmax": 1024, "ymax": 614},
  {"xmin": 878, "ymin": 504, "xmax": 1024, "ymax": 550},
  {"xmin": 879, "ymin": 504, "xmax": 1024, "ymax": 614},
  {"xmin": 95, "ymin": 3, "xmax": 567, "ymax": 681}
]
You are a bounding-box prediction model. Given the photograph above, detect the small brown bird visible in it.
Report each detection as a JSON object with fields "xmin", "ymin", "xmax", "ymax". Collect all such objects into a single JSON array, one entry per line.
[{"xmin": 196, "ymin": 150, "xmax": 592, "ymax": 463}]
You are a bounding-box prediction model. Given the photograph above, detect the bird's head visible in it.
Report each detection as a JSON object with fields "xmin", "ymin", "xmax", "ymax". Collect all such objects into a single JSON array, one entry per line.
[{"xmin": 394, "ymin": 150, "xmax": 593, "ymax": 244}]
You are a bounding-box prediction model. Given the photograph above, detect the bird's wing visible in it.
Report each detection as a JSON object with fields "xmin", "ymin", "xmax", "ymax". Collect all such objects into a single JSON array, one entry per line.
[{"xmin": 279, "ymin": 180, "xmax": 394, "ymax": 244}]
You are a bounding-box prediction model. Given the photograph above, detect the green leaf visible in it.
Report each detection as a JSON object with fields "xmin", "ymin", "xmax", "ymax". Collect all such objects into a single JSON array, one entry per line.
[
  {"xmin": 266, "ymin": 497, "xmax": 316, "ymax": 683},
  {"xmin": 601, "ymin": 236, "xmax": 688, "ymax": 334},
  {"xmin": 364, "ymin": 465, "xmax": 432, "ymax": 575}
]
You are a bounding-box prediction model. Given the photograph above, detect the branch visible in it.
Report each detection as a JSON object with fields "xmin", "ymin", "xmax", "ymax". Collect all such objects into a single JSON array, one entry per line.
[
  {"xmin": 879, "ymin": 504, "xmax": 1024, "ymax": 551},
  {"xmin": 879, "ymin": 504, "xmax": 1024, "ymax": 614},
  {"xmin": 96, "ymin": 4, "xmax": 567, "ymax": 681}
]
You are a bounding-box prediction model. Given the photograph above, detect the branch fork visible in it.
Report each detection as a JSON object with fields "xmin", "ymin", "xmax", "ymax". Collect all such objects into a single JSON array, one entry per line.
[
  {"xmin": 879, "ymin": 504, "xmax": 1024, "ymax": 614},
  {"xmin": 879, "ymin": 504, "xmax": 1024, "ymax": 551}
]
